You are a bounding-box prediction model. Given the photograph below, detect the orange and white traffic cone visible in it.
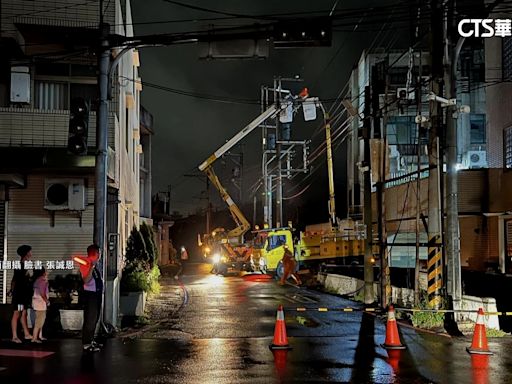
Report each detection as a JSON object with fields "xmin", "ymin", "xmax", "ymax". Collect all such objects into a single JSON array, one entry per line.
[
  {"xmin": 269, "ymin": 305, "xmax": 292, "ymax": 350},
  {"xmin": 467, "ymin": 308, "xmax": 493, "ymax": 355},
  {"xmin": 381, "ymin": 305, "xmax": 406, "ymax": 350}
]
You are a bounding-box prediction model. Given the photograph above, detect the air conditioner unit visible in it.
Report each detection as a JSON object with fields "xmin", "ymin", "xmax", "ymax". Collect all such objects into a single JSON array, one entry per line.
[
  {"xmin": 397, "ymin": 87, "xmax": 415, "ymax": 100},
  {"xmin": 44, "ymin": 179, "xmax": 86, "ymax": 211},
  {"xmin": 463, "ymin": 151, "xmax": 487, "ymax": 169}
]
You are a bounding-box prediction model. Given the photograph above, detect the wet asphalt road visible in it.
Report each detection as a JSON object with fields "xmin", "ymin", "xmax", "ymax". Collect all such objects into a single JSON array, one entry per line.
[{"xmin": 1, "ymin": 262, "xmax": 512, "ymax": 383}]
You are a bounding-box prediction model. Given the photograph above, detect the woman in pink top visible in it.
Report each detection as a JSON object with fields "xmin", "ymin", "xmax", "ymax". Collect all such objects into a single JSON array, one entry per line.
[{"xmin": 31, "ymin": 268, "xmax": 49, "ymax": 343}]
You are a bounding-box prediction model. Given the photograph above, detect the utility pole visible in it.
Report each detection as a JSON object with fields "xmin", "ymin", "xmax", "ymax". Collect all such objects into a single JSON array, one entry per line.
[
  {"xmin": 444, "ymin": 0, "xmax": 463, "ymax": 316},
  {"xmin": 275, "ymin": 78, "xmax": 283, "ymax": 228},
  {"xmin": 427, "ymin": 0, "xmax": 445, "ymax": 309},
  {"xmin": 324, "ymin": 112, "xmax": 337, "ymax": 228},
  {"xmin": 363, "ymin": 86, "xmax": 375, "ymax": 305},
  {"xmin": 372, "ymin": 63, "xmax": 390, "ymax": 308}
]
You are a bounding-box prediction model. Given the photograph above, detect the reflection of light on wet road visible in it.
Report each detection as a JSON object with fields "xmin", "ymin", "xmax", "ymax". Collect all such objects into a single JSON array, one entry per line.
[{"xmin": 196, "ymin": 274, "xmax": 226, "ymax": 287}]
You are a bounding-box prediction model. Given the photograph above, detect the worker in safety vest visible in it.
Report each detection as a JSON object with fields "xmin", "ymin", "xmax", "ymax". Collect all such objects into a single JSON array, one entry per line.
[
  {"xmin": 279, "ymin": 245, "xmax": 302, "ymax": 286},
  {"xmin": 180, "ymin": 246, "xmax": 189, "ymax": 261}
]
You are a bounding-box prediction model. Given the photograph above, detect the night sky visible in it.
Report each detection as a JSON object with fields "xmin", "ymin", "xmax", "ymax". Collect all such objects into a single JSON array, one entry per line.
[{"xmin": 131, "ymin": 0, "xmax": 398, "ymax": 221}]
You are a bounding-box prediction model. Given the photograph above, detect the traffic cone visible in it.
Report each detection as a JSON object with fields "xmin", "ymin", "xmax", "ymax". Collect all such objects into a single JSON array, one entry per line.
[
  {"xmin": 466, "ymin": 308, "xmax": 493, "ymax": 355},
  {"xmin": 471, "ymin": 354, "xmax": 490, "ymax": 384},
  {"xmin": 269, "ymin": 305, "xmax": 292, "ymax": 350},
  {"xmin": 381, "ymin": 305, "xmax": 406, "ymax": 350}
]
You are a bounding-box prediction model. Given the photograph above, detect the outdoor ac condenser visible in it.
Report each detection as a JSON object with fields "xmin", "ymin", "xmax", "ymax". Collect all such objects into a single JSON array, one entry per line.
[
  {"xmin": 44, "ymin": 179, "xmax": 86, "ymax": 211},
  {"xmin": 463, "ymin": 151, "xmax": 487, "ymax": 169}
]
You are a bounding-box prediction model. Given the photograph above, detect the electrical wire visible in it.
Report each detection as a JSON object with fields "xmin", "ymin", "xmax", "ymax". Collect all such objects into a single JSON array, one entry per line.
[{"xmin": 120, "ymin": 76, "xmax": 261, "ymax": 105}]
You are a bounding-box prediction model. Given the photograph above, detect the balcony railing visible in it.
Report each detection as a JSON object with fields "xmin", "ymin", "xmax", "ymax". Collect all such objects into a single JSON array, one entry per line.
[{"xmin": 0, "ymin": 107, "xmax": 114, "ymax": 148}]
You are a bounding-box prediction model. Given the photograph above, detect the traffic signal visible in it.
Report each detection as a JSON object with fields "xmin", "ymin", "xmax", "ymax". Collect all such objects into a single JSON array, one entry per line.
[
  {"xmin": 273, "ymin": 18, "xmax": 332, "ymax": 48},
  {"xmin": 67, "ymin": 97, "xmax": 89, "ymax": 155}
]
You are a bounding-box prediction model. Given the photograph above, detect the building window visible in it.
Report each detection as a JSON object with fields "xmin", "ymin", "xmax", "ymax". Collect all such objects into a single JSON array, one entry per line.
[
  {"xmin": 34, "ymin": 81, "xmax": 68, "ymax": 110},
  {"xmin": 470, "ymin": 114, "xmax": 486, "ymax": 144},
  {"xmin": 386, "ymin": 116, "xmax": 416, "ymax": 145},
  {"xmin": 70, "ymin": 83, "xmax": 98, "ymax": 111},
  {"xmin": 505, "ymin": 127, "xmax": 512, "ymax": 169},
  {"xmin": 34, "ymin": 81, "xmax": 97, "ymax": 111},
  {"xmin": 504, "ymin": 37, "xmax": 512, "ymax": 81}
]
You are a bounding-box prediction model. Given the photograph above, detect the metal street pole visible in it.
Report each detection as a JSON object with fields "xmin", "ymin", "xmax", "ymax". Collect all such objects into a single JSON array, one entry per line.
[{"xmin": 95, "ymin": 23, "xmax": 110, "ymax": 324}]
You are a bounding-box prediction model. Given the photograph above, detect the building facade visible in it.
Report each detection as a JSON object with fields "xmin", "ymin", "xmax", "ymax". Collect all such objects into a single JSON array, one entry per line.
[
  {"xmin": 345, "ymin": 43, "xmax": 509, "ymax": 271},
  {"xmin": 0, "ymin": 0, "xmax": 146, "ymax": 326}
]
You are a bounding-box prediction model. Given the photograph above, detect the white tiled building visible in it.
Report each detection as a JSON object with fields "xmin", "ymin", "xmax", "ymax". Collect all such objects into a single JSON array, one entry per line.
[{"xmin": 0, "ymin": 0, "xmax": 146, "ymax": 326}]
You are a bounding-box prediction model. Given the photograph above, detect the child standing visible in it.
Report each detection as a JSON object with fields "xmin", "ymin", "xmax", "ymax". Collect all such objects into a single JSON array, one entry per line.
[{"xmin": 31, "ymin": 268, "xmax": 49, "ymax": 343}]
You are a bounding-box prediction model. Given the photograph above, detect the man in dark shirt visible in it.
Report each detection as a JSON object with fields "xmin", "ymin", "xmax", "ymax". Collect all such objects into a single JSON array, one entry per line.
[
  {"xmin": 79, "ymin": 244, "xmax": 104, "ymax": 353},
  {"xmin": 10, "ymin": 245, "xmax": 33, "ymax": 343}
]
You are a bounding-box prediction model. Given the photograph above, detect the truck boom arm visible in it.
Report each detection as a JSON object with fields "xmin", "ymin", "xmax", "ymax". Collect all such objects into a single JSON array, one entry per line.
[
  {"xmin": 198, "ymin": 103, "xmax": 285, "ymax": 239},
  {"xmin": 199, "ymin": 104, "xmax": 280, "ymax": 171},
  {"xmin": 204, "ymin": 166, "xmax": 250, "ymax": 239}
]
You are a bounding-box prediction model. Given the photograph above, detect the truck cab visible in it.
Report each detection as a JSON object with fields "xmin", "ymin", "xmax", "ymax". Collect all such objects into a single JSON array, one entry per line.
[{"xmin": 251, "ymin": 228, "xmax": 294, "ymax": 273}]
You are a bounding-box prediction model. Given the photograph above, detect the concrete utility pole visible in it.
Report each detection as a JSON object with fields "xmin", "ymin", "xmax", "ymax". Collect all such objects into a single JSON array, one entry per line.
[
  {"xmin": 427, "ymin": 0, "xmax": 445, "ymax": 309},
  {"xmin": 363, "ymin": 86, "xmax": 375, "ymax": 304},
  {"xmin": 444, "ymin": 0, "xmax": 463, "ymax": 315},
  {"xmin": 372, "ymin": 64, "xmax": 390, "ymax": 308}
]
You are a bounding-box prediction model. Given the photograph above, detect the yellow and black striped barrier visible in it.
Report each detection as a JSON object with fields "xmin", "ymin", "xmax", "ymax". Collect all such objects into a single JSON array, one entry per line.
[
  {"xmin": 285, "ymin": 307, "xmax": 512, "ymax": 316},
  {"xmin": 427, "ymin": 234, "xmax": 443, "ymax": 309},
  {"xmin": 289, "ymin": 307, "xmax": 381, "ymax": 313}
]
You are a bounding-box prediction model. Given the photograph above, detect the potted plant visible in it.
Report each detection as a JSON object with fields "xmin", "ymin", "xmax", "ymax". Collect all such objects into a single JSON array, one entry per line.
[
  {"xmin": 120, "ymin": 225, "xmax": 160, "ymax": 317},
  {"xmin": 49, "ymin": 274, "xmax": 84, "ymax": 331}
]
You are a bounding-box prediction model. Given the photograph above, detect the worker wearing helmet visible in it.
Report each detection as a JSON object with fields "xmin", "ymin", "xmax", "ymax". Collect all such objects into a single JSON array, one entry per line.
[{"xmin": 279, "ymin": 245, "xmax": 302, "ymax": 286}]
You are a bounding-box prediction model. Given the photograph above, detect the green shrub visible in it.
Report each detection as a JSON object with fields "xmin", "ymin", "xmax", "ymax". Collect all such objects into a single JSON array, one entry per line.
[
  {"xmin": 122, "ymin": 225, "xmax": 161, "ymax": 294},
  {"xmin": 125, "ymin": 226, "xmax": 150, "ymax": 270},
  {"xmin": 486, "ymin": 328, "xmax": 510, "ymax": 338},
  {"xmin": 140, "ymin": 222, "xmax": 158, "ymax": 268},
  {"xmin": 410, "ymin": 290, "xmax": 445, "ymax": 329},
  {"xmin": 121, "ymin": 266, "xmax": 161, "ymax": 294}
]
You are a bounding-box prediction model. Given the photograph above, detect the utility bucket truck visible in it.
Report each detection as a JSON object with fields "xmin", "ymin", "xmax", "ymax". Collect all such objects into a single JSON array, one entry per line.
[
  {"xmin": 249, "ymin": 94, "xmax": 372, "ymax": 277},
  {"xmin": 198, "ymin": 89, "xmax": 369, "ymax": 277},
  {"xmin": 197, "ymin": 102, "xmax": 290, "ymax": 275}
]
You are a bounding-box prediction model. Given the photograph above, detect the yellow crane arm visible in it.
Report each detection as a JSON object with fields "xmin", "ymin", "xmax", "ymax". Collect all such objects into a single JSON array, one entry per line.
[{"xmin": 204, "ymin": 166, "xmax": 251, "ymax": 239}]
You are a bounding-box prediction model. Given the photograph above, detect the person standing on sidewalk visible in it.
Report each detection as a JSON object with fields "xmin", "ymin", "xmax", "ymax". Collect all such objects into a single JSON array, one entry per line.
[
  {"xmin": 31, "ymin": 267, "xmax": 49, "ymax": 343},
  {"xmin": 10, "ymin": 245, "xmax": 33, "ymax": 343},
  {"xmin": 79, "ymin": 244, "xmax": 103, "ymax": 353}
]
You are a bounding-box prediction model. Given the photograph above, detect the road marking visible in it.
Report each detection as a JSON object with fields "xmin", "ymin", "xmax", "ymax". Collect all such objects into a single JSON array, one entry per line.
[{"xmin": 0, "ymin": 349, "xmax": 54, "ymax": 358}]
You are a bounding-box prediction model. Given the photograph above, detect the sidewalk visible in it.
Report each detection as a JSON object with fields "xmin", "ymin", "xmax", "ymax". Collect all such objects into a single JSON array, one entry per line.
[
  {"xmin": 0, "ymin": 264, "xmax": 188, "ymax": 383},
  {"xmin": 118, "ymin": 263, "xmax": 186, "ymax": 339}
]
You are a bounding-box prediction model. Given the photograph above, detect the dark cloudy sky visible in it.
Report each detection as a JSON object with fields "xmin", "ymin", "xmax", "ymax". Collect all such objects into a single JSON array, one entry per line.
[{"xmin": 131, "ymin": 0, "xmax": 401, "ymax": 219}]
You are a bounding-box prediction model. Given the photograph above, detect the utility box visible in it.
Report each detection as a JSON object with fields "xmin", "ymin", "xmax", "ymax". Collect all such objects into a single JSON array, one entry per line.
[{"xmin": 10, "ymin": 66, "xmax": 30, "ymax": 103}]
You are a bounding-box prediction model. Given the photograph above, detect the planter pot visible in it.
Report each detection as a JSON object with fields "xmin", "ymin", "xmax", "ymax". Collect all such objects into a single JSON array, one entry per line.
[
  {"xmin": 59, "ymin": 309, "xmax": 84, "ymax": 331},
  {"xmin": 120, "ymin": 291, "xmax": 147, "ymax": 316}
]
